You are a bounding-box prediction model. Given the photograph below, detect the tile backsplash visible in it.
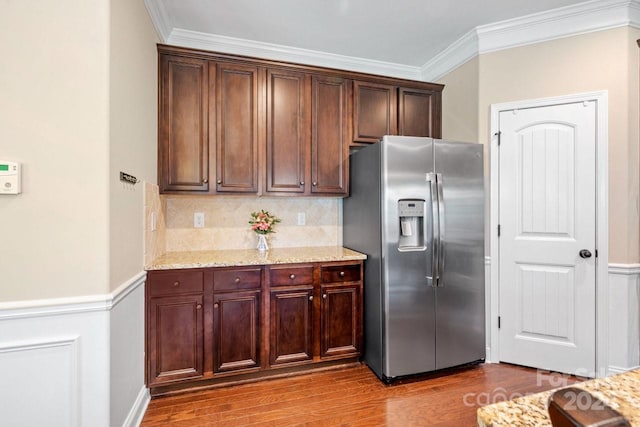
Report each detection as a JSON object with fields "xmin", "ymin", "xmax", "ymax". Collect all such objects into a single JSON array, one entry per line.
[
  {"xmin": 143, "ymin": 182, "xmax": 167, "ymax": 266},
  {"xmin": 163, "ymin": 196, "xmax": 343, "ymax": 252}
]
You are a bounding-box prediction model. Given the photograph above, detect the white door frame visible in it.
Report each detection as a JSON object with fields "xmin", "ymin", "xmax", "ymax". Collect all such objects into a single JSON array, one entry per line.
[{"xmin": 489, "ymin": 91, "xmax": 609, "ymax": 377}]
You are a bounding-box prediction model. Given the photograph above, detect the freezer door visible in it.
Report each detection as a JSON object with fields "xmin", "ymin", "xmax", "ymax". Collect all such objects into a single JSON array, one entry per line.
[
  {"xmin": 381, "ymin": 136, "xmax": 436, "ymax": 378},
  {"xmin": 433, "ymin": 140, "xmax": 485, "ymax": 370}
]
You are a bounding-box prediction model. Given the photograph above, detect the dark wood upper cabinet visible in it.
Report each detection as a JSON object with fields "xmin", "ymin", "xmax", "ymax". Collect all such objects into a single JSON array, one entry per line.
[
  {"xmin": 159, "ymin": 55, "xmax": 209, "ymax": 192},
  {"xmin": 214, "ymin": 62, "xmax": 260, "ymax": 193},
  {"xmin": 352, "ymin": 81, "xmax": 397, "ymax": 144},
  {"xmin": 398, "ymin": 87, "xmax": 441, "ymax": 138},
  {"xmin": 311, "ymin": 76, "xmax": 349, "ymax": 195},
  {"xmin": 265, "ymin": 69, "xmax": 309, "ymax": 194},
  {"xmin": 157, "ymin": 45, "xmax": 443, "ymax": 196}
]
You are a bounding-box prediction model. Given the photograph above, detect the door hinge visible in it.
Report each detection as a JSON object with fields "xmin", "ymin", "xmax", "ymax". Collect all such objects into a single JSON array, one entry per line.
[
  {"xmin": 495, "ymin": 131, "xmax": 501, "ymax": 146},
  {"xmin": 497, "ymin": 224, "xmax": 501, "ymax": 237},
  {"xmin": 498, "ymin": 316, "xmax": 501, "ymax": 329}
]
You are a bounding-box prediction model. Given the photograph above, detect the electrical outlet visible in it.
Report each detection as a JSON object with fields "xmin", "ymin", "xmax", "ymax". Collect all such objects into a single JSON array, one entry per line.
[
  {"xmin": 194, "ymin": 212, "xmax": 205, "ymax": 228},
  {"xmin": 297, "ymin": 212, "xmax": 306, "ymax": 226}
]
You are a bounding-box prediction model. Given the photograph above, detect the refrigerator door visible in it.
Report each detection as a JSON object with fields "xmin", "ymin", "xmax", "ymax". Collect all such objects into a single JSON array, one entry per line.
[
  {"xmin": 382, "ymin": 136, "xmax": 436, "ymax": 378},
  {"xmin": 433, "ymin": 140, "xmax": 485, "ymax": 370}
]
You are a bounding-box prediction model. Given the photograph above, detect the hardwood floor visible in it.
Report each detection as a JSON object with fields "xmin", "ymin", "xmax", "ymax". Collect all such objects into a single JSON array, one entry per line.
[{"xmin": 140, "ymin": 363, "xmax": 583, "ymax": 426}]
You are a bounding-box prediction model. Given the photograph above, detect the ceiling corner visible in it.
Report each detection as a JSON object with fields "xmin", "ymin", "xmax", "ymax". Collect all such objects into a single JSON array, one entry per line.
[
  {"xmin": 422, "ymin": 0, "xmax": 639, "ymax": 82},
  {"xmin": 144, "ymin": 0, "xmax": 172, "ymax": 42},
  {"xmin": 420, "ymin": 29, "xmax": 479, "ymax": 82}
]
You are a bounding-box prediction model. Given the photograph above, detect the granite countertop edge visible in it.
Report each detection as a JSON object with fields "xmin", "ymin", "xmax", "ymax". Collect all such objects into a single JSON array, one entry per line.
[{"xmin": 145, "ymin": 246, "xmax": 367, "ymax": 270}]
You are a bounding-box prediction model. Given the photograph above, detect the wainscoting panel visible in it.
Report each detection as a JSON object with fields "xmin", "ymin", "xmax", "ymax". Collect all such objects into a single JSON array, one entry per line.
[
  {"xmin": 607, "ymin": 264, "xmax": 640, "ymax": 375},
  {"xmin": 0, "ymin": 309, "xmax": 110, "ymax": 426},
  {"xmin": 0, "ymin": 336, "xmax": 80, "ymax": 427},
  {"xmin": 0, "ymin": 271, "xmax": 147, "ymax": 427}
]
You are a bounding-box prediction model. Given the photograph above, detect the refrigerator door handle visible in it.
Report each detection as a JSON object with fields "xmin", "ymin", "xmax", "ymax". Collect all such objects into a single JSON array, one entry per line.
[
  {"xmin": 436, "ymin": 173, "xmax": 445, "ymax": 287},
  {"xmin": 426, "ymin": 172, "xmax": 439, "ymax": 287}
]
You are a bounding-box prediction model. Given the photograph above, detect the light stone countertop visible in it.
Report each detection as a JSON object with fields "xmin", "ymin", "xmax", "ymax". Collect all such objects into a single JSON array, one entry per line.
[
  {"xmin": 477, "ymin": 369, "xmax": 640, "ymax": 426},
  {"xmin": 145, "ymin": 246, "xmax": 367, "ymax": 270}
]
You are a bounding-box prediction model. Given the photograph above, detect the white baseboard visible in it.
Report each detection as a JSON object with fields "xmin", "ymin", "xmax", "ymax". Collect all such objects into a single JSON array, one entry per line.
[
  {"xmin": 123, "ymin": 386, "xmax": 151, "ymax": 427},
  {"xmin": 608, "ymin": 364, "xmax": 640, "ymax": 375},
  {"xmin": 0, "ymin": 271, "xmax": 147, "ymax": 427}
]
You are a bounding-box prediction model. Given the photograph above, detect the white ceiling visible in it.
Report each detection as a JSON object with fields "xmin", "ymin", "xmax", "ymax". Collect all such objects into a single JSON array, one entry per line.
[
  {"xmin": 153, "ymin": 0, "xmax": 586, "ymax": 65},
  {"xmin": 146, "ymin": 0, "xmax": 638, "ymax": 80}
]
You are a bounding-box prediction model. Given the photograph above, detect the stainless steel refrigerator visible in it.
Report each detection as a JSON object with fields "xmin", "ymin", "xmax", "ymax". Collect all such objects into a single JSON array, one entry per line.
[{"xmin": 343, "ymin": 135, "xmax": 485, "ymax": 382}]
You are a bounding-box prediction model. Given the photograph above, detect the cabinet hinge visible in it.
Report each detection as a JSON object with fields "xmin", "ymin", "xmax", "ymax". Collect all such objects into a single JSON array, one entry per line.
[
  {"xmin": 595, "ymin": 249, "xmax": 599, "ymax": 258},
  {"xmin": 498, "ymin": 316, "xmax": 501, "ymax": 329},
  {"xmin": 495, "ymin": 131, "xmax": 501, "ymax": 146},
  {"xmin": 497, "ymin": 224, "xmax": 501, "ymax": 237}
]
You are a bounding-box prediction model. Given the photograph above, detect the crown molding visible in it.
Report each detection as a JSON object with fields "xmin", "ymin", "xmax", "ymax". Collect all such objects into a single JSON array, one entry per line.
[
  {"xmin": 420, "ymin": 29, "xmax": 479, "ymax": 82},
  {"xmin": 477, "ymin": 0, "xmax": 640, "ymax": 54},
  {"xmin": 146, "ymin": 0, "xmax": 640, "ymax": 82},
  {"xmin": 167, "ymin": 29, "xmax": 423, "ymax": 80},
  {"xmin": 144, "ymin": 0, "xmax": 171, "ymax": 42},
  {"xmin": 422, "ymin": 0, "xmax": 640, "ymax": 81}
]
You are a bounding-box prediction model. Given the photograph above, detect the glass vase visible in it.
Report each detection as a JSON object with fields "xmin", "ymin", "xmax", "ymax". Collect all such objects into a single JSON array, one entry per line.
[{"xmin": 256, "ymin": 234, "xmax": 269, "ymax": 252}]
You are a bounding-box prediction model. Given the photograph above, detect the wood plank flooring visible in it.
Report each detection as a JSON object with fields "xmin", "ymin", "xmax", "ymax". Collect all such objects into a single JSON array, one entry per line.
[{"xmin": 140, "ymin": 363, "xmax": 583, "ymax": 426}]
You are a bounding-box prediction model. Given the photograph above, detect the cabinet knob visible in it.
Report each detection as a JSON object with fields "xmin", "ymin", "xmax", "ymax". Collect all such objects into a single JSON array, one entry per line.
[
  {"xmin": 312, "ymin": 181, "xmax": 317, "ymax": 186},
  {"xmin": 339, "ymin": 271, "xmax": 345, "ymax": 277},
  {"xmin": 217, "ymin": 179, "xmax": 222, "ymax": 184},
  {"xmin": 300, "ymin": 181, "xmax": 305, "ymax": 186},
  {"xmin": 214, "ymin": 303, "xmax": 219, "ymax": 308},
  {"xmin": 235, "ymin": 277, "xmax": 241, "ymax": 283},
  {"xmin": 173, "ymin": 281, "xmax": 180, "ymax": 287},
  {"xmin": 309, "ymin": 295, "xmax": 313, "ymax": 301},
  {"xmin": 196, "ymin": 304, "xmax": 202, "ymax": 309},
  {"xmin": 202, "ymin": 179, "xmax": 208, "ymax": 184},
  {"xmin": 323, "ymin": 294, "xmax": 327, "ymax": 299},
  {"xmin": 289, "ymin": 274, "xmax": 296, "ymax": 280}
]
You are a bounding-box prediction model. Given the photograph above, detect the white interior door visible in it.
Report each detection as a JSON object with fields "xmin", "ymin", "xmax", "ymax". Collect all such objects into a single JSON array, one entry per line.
[{"xmin": 498, "ymin": 101, "xmax": 596, "ymax": 376}]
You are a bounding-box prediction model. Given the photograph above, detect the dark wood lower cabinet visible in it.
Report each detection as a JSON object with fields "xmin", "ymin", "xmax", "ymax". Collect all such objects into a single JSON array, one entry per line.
[
  {"xmin": 321, "ymin": 284, "xmax": 360, "ymax": 358},
  {"xmin": 147, "ymin": 294, "xmax": 204, "ymax": 386},
  {"xmin": 213, "ymin": 290, "xmax": 261, "ymax": 372},
  {"xmin": 270, "ymin": 287, "xmax": 314, "ymax": 365},
  {"xmin": 146, "ymin": 260, "xmax": 363, "ymax": 396}
]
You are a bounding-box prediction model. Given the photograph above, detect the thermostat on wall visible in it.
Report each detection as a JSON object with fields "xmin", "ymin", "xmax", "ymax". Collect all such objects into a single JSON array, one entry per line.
[{"xmin": 0, "ymin": 161, "xmax": 21, "ymax": 194}]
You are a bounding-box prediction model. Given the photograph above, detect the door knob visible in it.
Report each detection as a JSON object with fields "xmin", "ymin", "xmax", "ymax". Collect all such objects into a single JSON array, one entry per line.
[{"xmin": 579, "ymin": 249, "xmax": 592, "ymax": 259}]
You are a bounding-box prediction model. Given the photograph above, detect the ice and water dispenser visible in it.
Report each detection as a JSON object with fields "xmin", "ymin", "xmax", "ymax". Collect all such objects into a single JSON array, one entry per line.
[{"xmin": 398, "ymin": 199, "xmax": 426, "ymax": 251}]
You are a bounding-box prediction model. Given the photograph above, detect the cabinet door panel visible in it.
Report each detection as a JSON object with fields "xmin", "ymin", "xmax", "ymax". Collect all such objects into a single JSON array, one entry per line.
[
  {"xmin": 159, "ymin": 55, "xmax": 209, "ymax": 192},
  {"xmin": 320, "ymin": 284, "xmax": 360, "ymax": 358},
  {"xmin": 398, "ymin": 88, "xmax": 438, "ymax": 138},
  {"xmin": 270, "ymin": 288, "xmax": 314, "ymax": 365},
  {"xmin": 148, "ymin": 295, "xmax": 204, "ymax": 385},
  {"xmin": 353, "ymin": 81, "xmax": 397, "ymax": 144},
  {"xmin": 266, "ymin": 69, "xmax": 308, "ymax": 193},
  {"xmin": 312, "ymin": 76, "xmax": 348, "ymax": 195},
  {"xmin": 213, "ymin": 291, "xmax": 261, "ymax": 372},
  {"xmin": 216, "ymin": 63, "xmax": 259, "ymax": 193}
]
